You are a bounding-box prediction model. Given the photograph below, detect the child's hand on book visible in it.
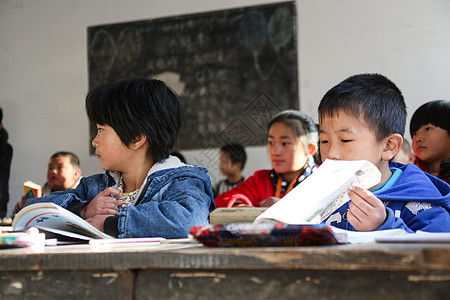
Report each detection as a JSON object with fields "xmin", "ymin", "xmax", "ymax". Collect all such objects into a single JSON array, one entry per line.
[
  {"xmin": 85, "ymin": 215, "xmax": 109, "ymax": 232},
  {"xmin": 81, "ymin": 187, "xmax": 124, "ymax": 219},
  {"xmin": 346, "ymin": 186, "xmax": 387, "ymax": 231}
]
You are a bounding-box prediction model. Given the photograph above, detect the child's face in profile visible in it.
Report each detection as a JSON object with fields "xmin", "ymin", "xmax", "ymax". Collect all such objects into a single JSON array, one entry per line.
[
  {"xmin": 92, "ymin": 124, "xmax": 132, "ymax": 172},
  {"xmin": 267, "ymin": 122, "xmax": 308, "ymax": 177},
  {"xmin": 319, "ymin": 111, "xmax": 386, "ymax": 169},
  {"xmin": 412, "ymin": 123, "xmax": 450, "ymax": 165}
]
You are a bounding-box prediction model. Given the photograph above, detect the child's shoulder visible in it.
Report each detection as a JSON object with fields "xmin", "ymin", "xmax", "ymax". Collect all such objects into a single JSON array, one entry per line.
[
  {"xmin": 393, "ymin": 162, "xmax": 434, "ymax": 185},
  {"xmin": 81, "ymin": 172, "xmax": 110, "ymax": 186},
  {"xmin": 253, "ymin": 169, "xmax": 272, "ymax": 178},
  {"xmin": 151, "ymin": 164, "xmax": 210, "ymax": 181},
  {"xmin": 389, "ymin": 162, "xmax": 449, "ymax": 198}
]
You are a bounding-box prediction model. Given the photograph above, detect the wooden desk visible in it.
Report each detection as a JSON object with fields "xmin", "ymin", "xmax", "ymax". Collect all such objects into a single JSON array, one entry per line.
[{"xmin": 0, "ymin": 241, "xmax": 449, "ymax": 299}]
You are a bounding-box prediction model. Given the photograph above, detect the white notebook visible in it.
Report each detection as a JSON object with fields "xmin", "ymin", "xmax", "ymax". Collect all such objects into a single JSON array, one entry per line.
[{"xmin": 255, "ymin": 159, "xmax": 381, "ymax": 225}]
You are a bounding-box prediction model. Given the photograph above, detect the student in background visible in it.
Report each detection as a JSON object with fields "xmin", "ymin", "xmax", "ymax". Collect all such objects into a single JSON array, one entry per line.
[
  {"xmin": 215, "ymin": 110, "xmax": 318, "ymax": 208},
  {"xmin": 213, "ymin": 143, "xmax": 247, "ymax": 198},
  {"xmin": 25, "ymin": 78, "xmax": 214, "ymax": 238},
  {"xmin": 11, "ymin": 151, "xmax": 82, "ymax": 218},
  {"xmin": 410, "ymin": 100, "xmax": 450, "ymax": 183},
  {"xmin": 318, "ymin": 73, "xmax": 450, "ymax": 232},
  {"xmin": 0, "ymin": 108, "xmax": 13, "ymax": 218},
  {"xmin": 393, "ymin": 138, "xmax": 415, "ymax": 165},
  {"xmin": 312, "ymin": 123, "xmax": 322, "ymax": 165}
]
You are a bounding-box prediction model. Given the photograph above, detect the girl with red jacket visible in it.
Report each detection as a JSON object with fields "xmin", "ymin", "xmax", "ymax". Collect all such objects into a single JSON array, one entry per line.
[{"xmin": 214, "ymin": 110, "xmax": 318, "ymax": 208}]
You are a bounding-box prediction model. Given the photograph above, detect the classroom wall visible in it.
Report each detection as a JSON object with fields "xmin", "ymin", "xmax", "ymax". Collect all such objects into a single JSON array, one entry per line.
[{"xmin": 1, "ymin": 0, "xmax": 449, "ymax": 216}]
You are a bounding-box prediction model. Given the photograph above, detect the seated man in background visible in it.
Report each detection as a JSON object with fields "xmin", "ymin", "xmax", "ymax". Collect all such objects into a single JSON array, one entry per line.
[{"xmin": 11, "ymin": 151, "xmax": 81, "ymax": 217}]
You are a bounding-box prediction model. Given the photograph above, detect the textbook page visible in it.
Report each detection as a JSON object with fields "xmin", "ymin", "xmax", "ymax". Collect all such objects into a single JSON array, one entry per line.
[
  {"xmin": 12, "ymin": 203, "xmax": 113, "ymax": 240},
  {"xmin": 255, "ymin": 159, "xmax": 381, "ymax": 225}
]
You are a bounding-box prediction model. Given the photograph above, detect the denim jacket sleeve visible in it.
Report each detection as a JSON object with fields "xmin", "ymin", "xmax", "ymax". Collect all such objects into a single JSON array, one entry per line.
[
  {"xmin": 23, "ymin": 168, "xmax": 214, "ymax": 239},
  {"xmin": 24, "ymin": 174, "xmax": 110, "ymax": 208},
  {"xmin": 117, "ymin": 167, "xmax": 214, "ymax": 239}
]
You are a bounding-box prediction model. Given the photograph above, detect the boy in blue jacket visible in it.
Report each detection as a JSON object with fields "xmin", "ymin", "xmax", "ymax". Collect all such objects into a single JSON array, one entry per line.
[
  {"xmin": 26, "ymin": 78, "xmax": 215, "ymax": 238},
  {"xmin": 318, "ymin": 73, "xmax": 450, "ymax": 232}
]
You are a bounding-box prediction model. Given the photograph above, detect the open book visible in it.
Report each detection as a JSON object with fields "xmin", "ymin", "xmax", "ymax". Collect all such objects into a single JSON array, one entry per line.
[
  {"xmin": 255, "ymin": 159, "xmax": 381, "ymax": 225},
  {"xmin": 12, "ymin": 203, "xmax": 113, "ymax": 242}
]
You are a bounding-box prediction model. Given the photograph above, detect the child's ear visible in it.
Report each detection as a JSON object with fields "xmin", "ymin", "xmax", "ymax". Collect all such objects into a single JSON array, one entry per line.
[
  {"xmin": 130, "ymin": 135, "xmax": 148, "ymax": 150},
  {"xmin": 382, "ymin": 134, "xmax": 403, "ymax": 161},
  {"xmin": 73, "ymin": 168, "xmax": 82, "ymax": 180},
  {"xmin": 307, "ymin": 143, "xmax": 318, "ymax": 156}
]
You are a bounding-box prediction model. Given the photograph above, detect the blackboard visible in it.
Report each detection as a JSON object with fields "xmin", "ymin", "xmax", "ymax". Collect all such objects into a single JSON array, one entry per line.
[{"xmin": 87, "ymin": 1, "xmax": 298, "ymax": 154}]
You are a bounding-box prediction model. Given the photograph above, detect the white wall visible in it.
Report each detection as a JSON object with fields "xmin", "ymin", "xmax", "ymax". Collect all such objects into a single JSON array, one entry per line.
[{"xmin": 1, "ymin": 0, "xmax": 449, "ymax": 216}]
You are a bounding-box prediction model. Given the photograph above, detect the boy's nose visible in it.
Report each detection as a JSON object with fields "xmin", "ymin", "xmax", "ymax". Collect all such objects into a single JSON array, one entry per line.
[{"xmin": 326, "ymin": 146, "xmax": 340, "ymax": 160}]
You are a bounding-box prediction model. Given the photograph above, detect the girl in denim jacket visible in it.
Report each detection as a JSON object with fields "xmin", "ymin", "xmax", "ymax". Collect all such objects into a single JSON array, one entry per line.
[{"xmin": 26, "ymin": 78, "xmax": 215, "ymax": 238}]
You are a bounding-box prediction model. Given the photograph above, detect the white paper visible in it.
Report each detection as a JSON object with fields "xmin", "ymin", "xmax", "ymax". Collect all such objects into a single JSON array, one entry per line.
[
  {"xmin": 331, "ymin": 227, "xmax": 407, "ymax": 244},
  {"xmin": 376, "ymin": 231, "xmax": 450, "ymax": 243},
  {"xmin": 254, "ymin": 159, "xmax": 381, "ymax": 225}
]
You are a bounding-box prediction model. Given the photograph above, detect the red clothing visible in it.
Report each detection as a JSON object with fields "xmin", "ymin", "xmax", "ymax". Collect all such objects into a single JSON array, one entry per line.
[
  {"xmin": 414, "ymin": 157, "xmax": 449, "ymax": 183},
  {"xmin": 214, "ymin": 170, "xmax": 275, "ymax": 208}
]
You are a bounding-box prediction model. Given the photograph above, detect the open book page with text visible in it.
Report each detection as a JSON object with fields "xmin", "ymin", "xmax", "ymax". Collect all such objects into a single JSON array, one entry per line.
[
  {"xmin": 255, "ymin": 159, "xmax": 381, "ymax": 225},
  {"xmin": 12, "ymin": 203, "xmax": 113, "ymax": 240}
]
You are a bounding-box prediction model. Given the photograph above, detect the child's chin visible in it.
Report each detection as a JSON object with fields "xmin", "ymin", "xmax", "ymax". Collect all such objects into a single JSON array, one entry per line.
[{"xmin": 273, "ymin": 168, "xmax": 285, "ymax": 174}]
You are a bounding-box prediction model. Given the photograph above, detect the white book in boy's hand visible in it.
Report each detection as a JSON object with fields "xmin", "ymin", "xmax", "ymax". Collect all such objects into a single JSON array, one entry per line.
[{"xmin": 254, "ymin": 159, "xmax": 381, "ymax": 225}]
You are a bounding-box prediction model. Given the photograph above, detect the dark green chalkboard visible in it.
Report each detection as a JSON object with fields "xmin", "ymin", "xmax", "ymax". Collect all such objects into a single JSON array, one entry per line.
[{"xmin": 87, "ymin": 1, "xmax": 298, "ymax": 153}]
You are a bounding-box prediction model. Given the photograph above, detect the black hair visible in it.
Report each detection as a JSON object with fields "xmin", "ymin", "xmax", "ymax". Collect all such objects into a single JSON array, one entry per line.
[
  {"xmin": 86, "ymin": 78, "xmax": 181, "ymax": 163},
  {"xmin": 51, "ymin": 151, "xmax": 81, "ymax": 168},
  {"xmin": 220, "ymin": 143, "xmax": 247, "ymax": 170},
  {"xmin": 410, "ymin": 100, "xmax": 450, "ymax": 138},
  {"xmin": 318, "ymin": 73, "xmax": 406, "ymax": 141},
  {"xmin": 0, "ymin": 107, "xmax": 3, "ymax": 123},
  {"xmin": 268, "ymin": 110, "xmax": 318, "ymax": 152}
]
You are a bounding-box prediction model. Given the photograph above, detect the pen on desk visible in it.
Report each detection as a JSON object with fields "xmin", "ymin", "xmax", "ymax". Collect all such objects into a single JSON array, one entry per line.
[{"xmin": 89, "ymin": 237, "xmax": 165, "ymax": 246}]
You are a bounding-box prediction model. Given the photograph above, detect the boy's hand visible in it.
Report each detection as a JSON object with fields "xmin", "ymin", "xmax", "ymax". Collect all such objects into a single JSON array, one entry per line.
[
  {"xmin": 260, "ymin": 197, "xmax": 280, "ymax": 207},
  {"xmin": 346, "ymin": 186, "xmax": 387, "ymax": 231},
  {"xmin": 81, "ymin": 187, "xmax": 123, "ymax": 219}
]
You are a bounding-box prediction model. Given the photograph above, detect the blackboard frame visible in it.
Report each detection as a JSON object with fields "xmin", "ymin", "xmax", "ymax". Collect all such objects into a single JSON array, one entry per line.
[{"xmin": 87, "ymin": 1, "xmax": 298, "ymax": 154}]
